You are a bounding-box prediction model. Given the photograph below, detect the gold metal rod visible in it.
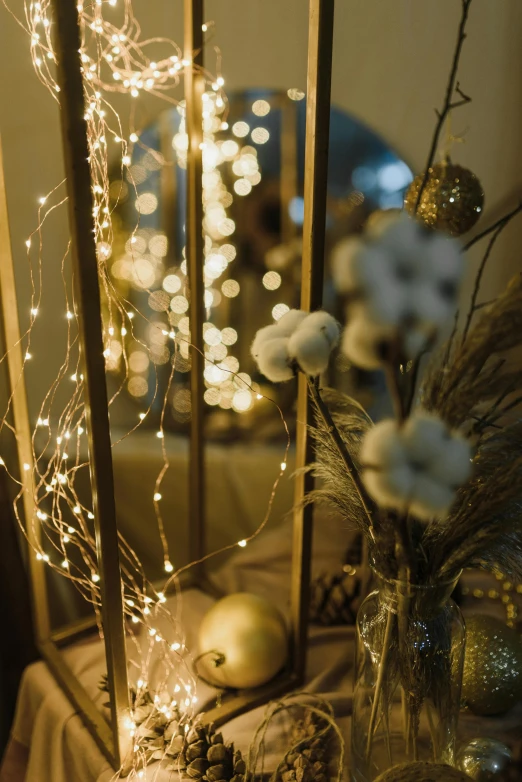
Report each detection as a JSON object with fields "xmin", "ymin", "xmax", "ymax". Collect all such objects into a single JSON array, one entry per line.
[
  {"xmin": 49, "ymin": 0, "xmax": 130, "ymax": 767},
  {"xmin": 184, "ymin": 0, "xmax": 206, "ymax": 572},
  {"xmin": 0, "ymin": 137, "xmax": 51, "ymax": 644},
  {"xmin": 290, "ymin": 0, "xmax": 335, "ymax": 681}
]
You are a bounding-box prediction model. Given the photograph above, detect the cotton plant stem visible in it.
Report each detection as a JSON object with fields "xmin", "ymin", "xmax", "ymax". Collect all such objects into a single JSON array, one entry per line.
[
  {"xmin": 365, "ymin": 606, "xmax": 395, "ymax": 761},
  {"xmin": 307, "ymin": 377, "xmax": 375, "ymax": 530}
]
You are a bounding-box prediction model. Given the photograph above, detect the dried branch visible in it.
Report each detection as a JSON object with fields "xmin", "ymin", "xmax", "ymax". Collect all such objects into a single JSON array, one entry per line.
[
  {"xmin": 463, "ymin": 201, "xmax": 522, "ymax": 251},
  {"xmin": 414, "ymin": 0, "xmax": 473, "ymax": 211},
  {"xmin": 462, "ymin": 220, "xmax": 507, "ymax": 342}
]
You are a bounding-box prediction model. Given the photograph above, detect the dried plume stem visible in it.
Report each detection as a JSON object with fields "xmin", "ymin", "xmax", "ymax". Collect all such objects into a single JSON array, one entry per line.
[{"xmin": 307, "ymin": 377, "xmax": 374, "ymax": 529}]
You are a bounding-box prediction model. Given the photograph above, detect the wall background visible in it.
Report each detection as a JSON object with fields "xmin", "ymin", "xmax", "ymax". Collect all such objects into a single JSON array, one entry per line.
[{"xmin": 0, "ymin": 0, "xmax": 521, "ymax": 415}]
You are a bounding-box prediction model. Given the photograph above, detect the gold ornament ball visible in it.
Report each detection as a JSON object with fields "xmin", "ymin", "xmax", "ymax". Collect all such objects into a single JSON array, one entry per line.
[
  {"xmin": 198, "ymin": 593, "xmax": 288, "ymax": 690},
  {"xmin": 456, "ymin": 737, "xmax": 512, "ymax": 781},
  {"xmin": 404, "ymin": 163, "xmax": 484, "ymax": 236},
  {"xmin": 374, "ymin": 762, "xmax": 472, "ymax": 782},
  {"xmin": 462, "ymin": 614, "xmax": 522, "ymax": 715}
]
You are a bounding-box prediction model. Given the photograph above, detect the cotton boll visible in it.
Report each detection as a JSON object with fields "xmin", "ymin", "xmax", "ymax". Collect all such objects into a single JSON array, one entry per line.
[
  {"xmin": 362, "ymin": 468, "xmax": 409, "ymax": 511},
  {"xmin": 429, "ymin": 434, "xmax": 473, "ymax": 488},
  {"xmin": 364, "ymin": 275, "xmax": 408, "ymax": 327},
  {"xmin": 410, "ymin": 475, "xmax": 455, "ymax": 521},
  {"xmin": 402, "ymin": 411, "xmax": 448, "ymax": 466},
  {"xmin": 300, "ymin": 310, "xmax": 340, "ymax": 346},
  {"xmin": 288, "ymin": 328, "xmax": 332, "ymax": 376},
  {"xmin": 342, "ymin": 317, "xmax": 393, "ymax": 370},
  {"xmin": 277, "ymin": 309, "xmax": 308, "ymax": 336},
  {"xmin": 378, "ymin": 213, "xmax": 427, "ymax": 265},
  {"xmin": 412, "ymin": 283, "xmax": 454, "ymax": 327},
  {"xmin": 362, "ymin": 463, "xmax": 416, "ymax": 511},
  {"xmin": 403, "ymin": 328, "xmax": 429, "ymax": 360},
  {"xmin": 331, "ymin": 236, "xmax": 363, "ymax": 293},
  {"xmin": 256, "ymin": 337, "xmax": 293, "ymax": 382},
  {"xmin": 423, "ymin": 233, "xmax": 463, "ymax": 285},
  {"xmin": 360, "ymin": 419, "xmax": 404, "ymax": 468},
  {"xmin": 251, "ymin": 324, "xmax": 281, "ymax": 358}
]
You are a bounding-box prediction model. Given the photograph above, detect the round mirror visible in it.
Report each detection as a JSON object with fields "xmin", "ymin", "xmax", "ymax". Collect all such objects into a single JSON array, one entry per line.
[{"xmin": 106, "ymin": 89, "xmax": 412, "ymax": 440}]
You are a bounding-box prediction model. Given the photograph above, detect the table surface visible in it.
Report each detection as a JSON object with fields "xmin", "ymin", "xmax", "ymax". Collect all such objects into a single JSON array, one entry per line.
[{"xmin": 3, "ymin": 515, "xmax": 522, "ymax": 782}]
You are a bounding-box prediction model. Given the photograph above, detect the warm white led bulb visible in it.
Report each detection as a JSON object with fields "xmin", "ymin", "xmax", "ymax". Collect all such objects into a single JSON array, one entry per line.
[{"xmin": 164, "ymin": 560, "xmax": 174, "ymax": 573}]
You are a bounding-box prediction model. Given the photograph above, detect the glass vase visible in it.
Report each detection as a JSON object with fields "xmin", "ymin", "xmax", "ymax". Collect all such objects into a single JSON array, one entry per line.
[{"xmin": 350, "ymin": 571, "xmax": 465, "ymax": 782}]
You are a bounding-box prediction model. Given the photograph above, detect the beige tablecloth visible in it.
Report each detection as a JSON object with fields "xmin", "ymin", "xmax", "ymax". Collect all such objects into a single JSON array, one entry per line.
[{"xmin": 4, "ymin": 516, "xmax": 522, "ymax": 782}]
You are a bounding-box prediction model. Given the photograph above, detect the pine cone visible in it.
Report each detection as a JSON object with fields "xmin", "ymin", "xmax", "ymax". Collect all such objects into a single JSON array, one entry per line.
[
  {"xmin": 277, "ymin": 709, "xmax": 332, "ymax": 782},
  {"xmin": 168, "ymin": 718, "xmax": 246, "ymax": 782},
  {"xmin": 309, "ymin": 570, "xmax": 361, "ymax": 626}
]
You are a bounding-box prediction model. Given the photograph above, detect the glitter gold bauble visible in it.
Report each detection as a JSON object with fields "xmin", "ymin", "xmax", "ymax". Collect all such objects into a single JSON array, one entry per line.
[
  {"xmin": 456, "ymin": 738, "xmax": 512, "ymax": 781},
  {"xmin": 198, "ymin": 593, "xmax": 288, "ymax": 689},
  {"xmin": 404, "ymin": 162, "xmax": 484, "ymax": 236},
  {"xmin": 462, "ymin": 614, "xmax": 522, "ymax": 715},
  {"xmin": 374, "ymin": 762, "xmax": 472, "ymax": 781}
]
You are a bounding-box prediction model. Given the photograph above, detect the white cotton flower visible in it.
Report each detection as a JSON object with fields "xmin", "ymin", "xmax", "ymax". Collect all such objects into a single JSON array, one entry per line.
[
  {"xmin": 428, "ymin": 435, "xmax": 472, "ymax": 487},
  {"xmin": 341, "ymin": 315, "xmax": 394, "ymax": 370},
  {"xmin": 408, "ymin": 477, "xmax": 456, "ymax": 521},
  {"xmin": 331, "ymin": 236, "xmax": 363, "ymax": 294},
  {"xmin": 360, "ymin": 410, "xmax": 473, "ymax": 520},
  {"xmin": 360, "ymin": 418, "xmax": 405, "ymax": 466},
  {"xmin": 299, "ymin": 310, "xmax": 340, "ymax": 346},
  {"xmin": 401, "ymin": 412, "xmax": 449, "ymax": 465},
  {"xmin": 251, "ymin": 324, "xmax": 281, "ymax": 358},
  {"xmin": 333, "ymin": 214, "xmax": 462, "ymax": 359},
  {"xmin": 277, "ymin": 309, "xmax": 308, "ymax": 335},
  {"xmin": 423, "ymin": 233, "xmax": 464, "ymax": 286},
  {"xmin": 377, "ymin": 213, "xmax": 427, "ymax": 263},
  {"xmin": 288, "ymin": 329, "xmax": 332, "ymax": 376},
  {"xmin": 253, "ymin": 309, "xmax": 339, "ymax": 380},
  {"xmin": 403, "ymin": 328, "xmax": 429, "ymax": 360},
  {"xmin": 256, "ymin": 337, "xmax": 294, "ymax": 382}
]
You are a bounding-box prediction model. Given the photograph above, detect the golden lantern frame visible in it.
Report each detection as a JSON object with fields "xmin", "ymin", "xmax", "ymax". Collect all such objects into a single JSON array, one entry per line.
[{"xmin": 0, "ymin": 0, "xmax": 335, "ymax": 770}]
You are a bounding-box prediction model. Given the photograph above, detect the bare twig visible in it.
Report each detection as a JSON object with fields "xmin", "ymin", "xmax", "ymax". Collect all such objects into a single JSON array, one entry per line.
[
  {"xmin": 414, "ymin": 1, "xmax": 473, "ymax": 212},
  {"xmin": 462, "ymin": 221, "xmax": 507, "ymax": 342},
  {"xmin": 463, "ymin": 201, "xmax": 522, "ymax": 251}
]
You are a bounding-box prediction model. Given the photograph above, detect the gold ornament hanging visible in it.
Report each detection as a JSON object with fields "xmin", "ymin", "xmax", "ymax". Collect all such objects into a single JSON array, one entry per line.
[
  {"xmin": 461, "ymin": 614, "xmax": 522, "ymax": 715},
  {"xmin": 374, "ymin": 761, "xmax": 472, "ymax": 781},
  {"xmin": 404, "ymin": 162, "xmax": 484, "ymax": 236}
]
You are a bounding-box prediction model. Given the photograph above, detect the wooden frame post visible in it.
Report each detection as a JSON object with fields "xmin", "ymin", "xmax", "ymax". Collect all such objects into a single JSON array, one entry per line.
[
  {"xmin": 291, "ymin": 0, "xmax": 335, "ymax": 680},
  {"xmin": 184, "ymin": 0, "xmax": 206, "ymax": 574},
  {"xmin": 49, "ymin": 0, "xmax": 131, "ymax": 767}
]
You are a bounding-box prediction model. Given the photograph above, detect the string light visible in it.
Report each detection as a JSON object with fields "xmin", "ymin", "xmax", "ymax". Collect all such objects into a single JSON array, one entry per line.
[{"xmin": 3, "ymin": 5, "xmax": 292, "ymax": 776}]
